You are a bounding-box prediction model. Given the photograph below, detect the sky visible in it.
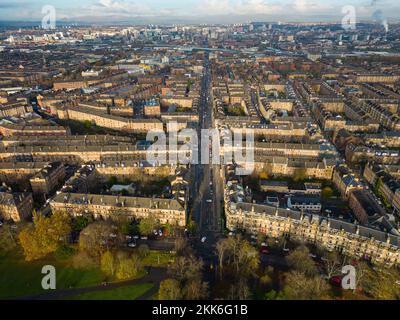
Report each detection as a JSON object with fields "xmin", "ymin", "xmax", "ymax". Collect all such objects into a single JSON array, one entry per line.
[{"xmin": 0, "ymin": 0, "xmax": 399, "ymax": 23}]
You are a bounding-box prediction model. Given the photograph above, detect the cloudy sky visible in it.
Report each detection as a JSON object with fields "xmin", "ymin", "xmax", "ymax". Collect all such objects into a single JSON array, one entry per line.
[{"xmin": 0, "ymin": 0, "xmax": 399, "ymax": 23}]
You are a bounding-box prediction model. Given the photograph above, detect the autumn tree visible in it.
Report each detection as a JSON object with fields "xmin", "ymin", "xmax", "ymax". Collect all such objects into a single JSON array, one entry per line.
[
  {"xmin": 158, "ymin": 279, "xmax": 182, "ymax": 300},
  {"xmin": 116, "ymin": 254, "xmax": 143, "ymax": 280},
  {"xmin": 139, "ymin": 216, "xmax": 159, "ymax": 236},
  {"xmin": 19, "ymin": 211, "xmax": 71, "ymax": 261},
  {"xmin": 283, "ymin": 271, "xmax": 330, "ymax": 300},
  {"xmin": 293, "ymin": 168, "xmax": 307, "ymax": 182},
  {"xmin": 79, "ymin": 221, "xmax": 121, "ymax": 259},
  {"xmin": 363, "ymin": 267, "xmax": 400, "ymax": 300},
  {"xmin": 100, "ymin": 251, "xmax": 116, "ymax": 277},
  {"xmin": 321, "ymin": 187, "xmax": 334, "ymax": 200},
  {"xmin": 286, "ymin": 245, "xmax": 317, "ymax": 277}
]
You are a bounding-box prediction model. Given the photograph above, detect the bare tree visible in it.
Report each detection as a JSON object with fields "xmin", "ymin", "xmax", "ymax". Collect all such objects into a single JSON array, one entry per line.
[{"xmin": 323, "ymin": 251, "xmax": 342, "ymax": 279}]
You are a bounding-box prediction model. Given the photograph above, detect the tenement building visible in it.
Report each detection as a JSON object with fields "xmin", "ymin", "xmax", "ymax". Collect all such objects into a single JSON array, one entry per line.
[
  {"xmin": 50, "ymin": 193, "xmax": 186, "ymax": 226},
  {"xmin": 0, "ymin": 191, "xmax": 34, "ymax": 222},
  {"xmin": 225, "ymin": 199, "xmax": 400, "ymax": 266}
]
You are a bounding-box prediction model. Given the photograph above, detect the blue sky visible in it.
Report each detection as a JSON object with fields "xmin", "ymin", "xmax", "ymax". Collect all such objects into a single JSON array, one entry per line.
[{"xmin": 0, "ymin": 0, "xmax": 399, "ymax": 22}]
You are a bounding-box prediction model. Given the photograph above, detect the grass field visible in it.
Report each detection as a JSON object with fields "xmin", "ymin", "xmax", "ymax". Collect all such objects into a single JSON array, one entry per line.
[
  {"xmin": 67, "ymin": 283, "xmax": 153, "ymax": 300},
  {"xmin": 0, "ymin": 251, "xmax": 106, "ymax": 299},
  {"xmin": 0, "ymin": 248, "xmax": 171, "ymax": 299},
  {"xmin": 141, "ymin": 250, "xmax": 175, "ymax": 267}
]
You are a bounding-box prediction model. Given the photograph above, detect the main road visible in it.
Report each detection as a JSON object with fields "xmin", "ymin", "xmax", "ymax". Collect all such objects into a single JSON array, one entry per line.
[{"xmin": 190, "ymin": 51, "xmax": 223, "ymax": 266}]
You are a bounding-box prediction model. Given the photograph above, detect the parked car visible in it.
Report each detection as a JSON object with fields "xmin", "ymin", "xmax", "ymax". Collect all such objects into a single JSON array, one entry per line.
[{"xmin": 128, "ymin": 241, "xmax": 137, "ymax": 248}]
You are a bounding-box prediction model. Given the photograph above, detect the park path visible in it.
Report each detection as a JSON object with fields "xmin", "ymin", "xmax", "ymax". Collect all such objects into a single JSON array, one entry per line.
[{"xmin": 16, "ymin": 267, "xmax": 167, "ymax": 300}]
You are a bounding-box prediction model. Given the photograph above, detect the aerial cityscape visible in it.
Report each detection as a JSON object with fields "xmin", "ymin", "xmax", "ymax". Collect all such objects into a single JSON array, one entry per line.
[{"xmin": 1, "ymin": 0, "xmax": 400, "ymax": 305}]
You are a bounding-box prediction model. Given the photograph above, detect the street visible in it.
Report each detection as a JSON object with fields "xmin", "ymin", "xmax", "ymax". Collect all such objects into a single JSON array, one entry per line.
[{"xmin": 190, "ymin": 52, "xmax": 223, "ymax": 266}]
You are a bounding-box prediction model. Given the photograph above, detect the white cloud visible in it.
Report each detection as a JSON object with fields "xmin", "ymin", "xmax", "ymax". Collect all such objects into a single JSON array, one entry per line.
[
  {"xmin": 195, "ymin": 0, "xmax": 338, "ymax": 16},
  {"xmin": 292, "ymin": 0, "xmax": 334, "ymax": 13},
  {"xmin": 89, "ymin": 0, "xmax": 154, "ymax": 16},
  {"xmin": 196, "ymin": 0, "xmax": 284, "ymax": 16}
]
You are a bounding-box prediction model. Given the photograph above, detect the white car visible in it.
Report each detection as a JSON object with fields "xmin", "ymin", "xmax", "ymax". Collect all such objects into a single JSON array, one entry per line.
[
  {"xmin": 128, "ymin": 242, "xmax": 137, "ymax": 248},
  {"xmin": 201, "ymin": 236, "xmax": 207, "ymax": 243},
  {"xmin": 206, "ymin": 199, "xmax": 212, "ymax": 203}
]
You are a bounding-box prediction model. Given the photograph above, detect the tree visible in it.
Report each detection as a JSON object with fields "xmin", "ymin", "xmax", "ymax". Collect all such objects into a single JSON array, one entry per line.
[
  {"xmin": 259, "ymin": 165, "xmax": 271, "ymax": 180},
  {"xmin": 364, "ymin": 267, "xmax": 400, "ymax": 300},
  {"xmin": 264, "ymin": 289, "xmax": 285, "ymax": 300},
  {"xmin": 18, "ymin": 226, "xmax": 44, "ymax": 261},
  {"xmin": 101, "ymin": 251, "xmax": 116, "ymax": 277},
  {"xmin": 228, "ymin": 278, "xmax": 251, "ymax": 300},
  {"xmin": 286, "ymin": 246, "xmax": 318, "ymax": 277},
  {"xmin": 186, "ymin": 219, "xmax": 197, "ymax": 234},
  {"xmin": 322, "ymin": 251, "xmax": 342, "ymax": 279},
  {"xmin": 107, "ymin": 176, "xmax": 118, "ymax": 187},
  {"xmin": 72, "ymin": 216, "xmax": 92, "ymax": 233},
  {"xmin": 283, "ymin": 271, "xmax": 330, "ymax": 300},
  {"xmin": 354, "ymin": 261, "xmax": 371, "ymax": 293},
  {"xmin": 260, "ymin": 266, "xmax": 274, "ymax": 288},
  {"xmin": 321, "ymin": 187, "xmax": 333, "ymax": 200},
  {"xmin": 216, "ymin": 239, "xmax": 229, "ymax": 280},
  {"xmin": 0, "ymin": 224, "xmax": 18, "ymax": 252},
  {"xmin": 164, "ymin": 223, "xmax": 179, "ymax": 237},
  {"xmin": 216, "ymin": 236, "xmax": 260, "ymax": 280},
  {"xmin": 83, "ymin": 120, "xmax": 92, "ymax": 129},
  {"xmin": 115, "ymin": 254, "xmax": 142, "ymax": 280},
  {"xmin": 139, "ymin": 216, "xmax": 159, "ymax": 236},
  {"xmin": 79, "ymin": 221, "xmax": 121, "ymax": 259},
  {"xmin": 168, "ymin": 254, "xmax": 204, "ymax": 282},
  {"xmin": 174, "ymin": 237, "xmax": 192, "ymax": 256},
  {"xmin": 184, "ymin": 279, "xmax": 209, "ymax": 300},
  {"xmin": 158, "ymin": 279, "xmax": 182, "ymax": 300},
  {"xmin": 19, "ymin": 211, "xmax": 71, "ymax": 261},
  {"xmin": 293, "ymin": 168, "xmax": 307, "ymax": 182},
  {"xmin": 119, "ymin": 221, "xmax": 139, "ymax": 236},
  {"xmin": 72, "ymin": 251, "xmax": 98, "ymax": 269},
  {"xmin": 236, "ymin": 240, "xmax": 260, "ymax": 278},
  {"xmin": 137, "ymin": 244, "xmax": 150, "ymax": 258}
]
